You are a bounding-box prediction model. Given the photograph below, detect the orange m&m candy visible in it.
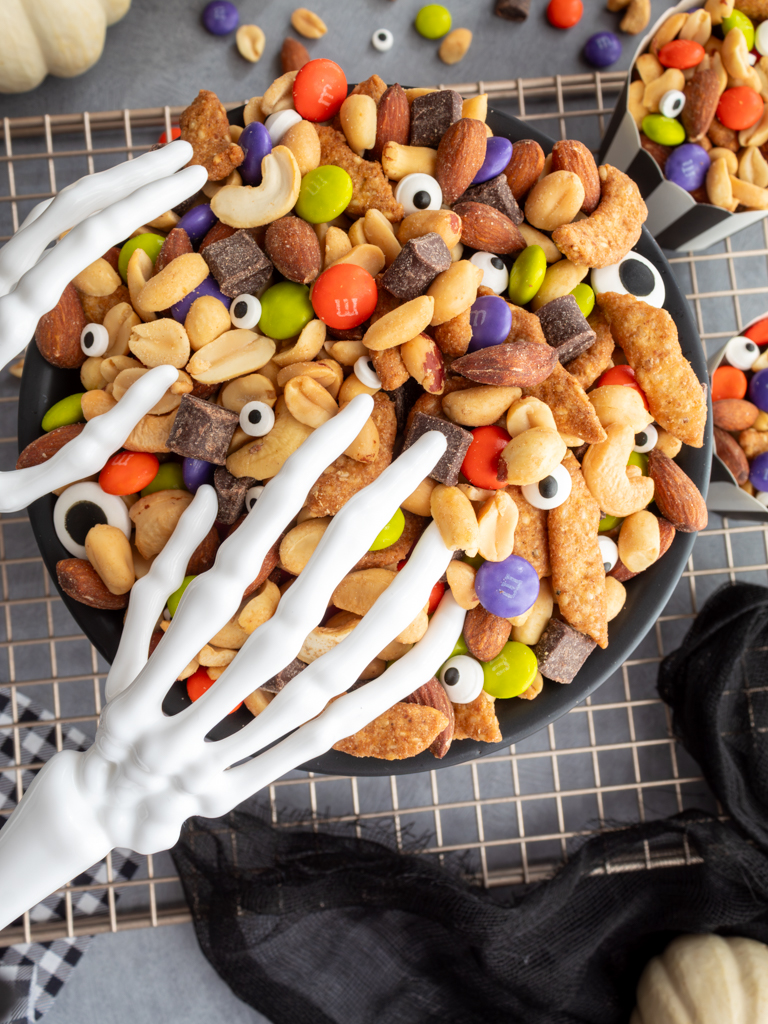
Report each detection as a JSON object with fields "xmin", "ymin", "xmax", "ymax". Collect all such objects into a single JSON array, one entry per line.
[
  {"xmin": 717, "ymin": 86, "xmax": 764, "ymax": 130},
  {"xmin": 186, "ymin": 667, "xmax": 242, "ymax": 714},
  {"xmin": 461, "ymin": 425, "xmax": 511, "ymax": 490},
  {"xmin": 712, "ymin": 365, "xmax": 748, "ymax": 400},
  {"xmin": 657, "ymin": 39, "xmax": 705, "ymax": 69},
  {"xmin": 546, "ymin": 0, "xmax": 583, "ymax": 28},
  {"xmin": 745, "ymin": 317, "xmax": 768, "ymax": 346},
  {"xmin": 311, "ymin": 264, "xmax": 378, "ymax": 329},
  {"xmin": 428, "ymin": 581, "xmax": 445, "ymax": 615},
  {"xmin": 99, "ymin": 451, "xmax": 159, "ymax": 495},
  {"xmin": 158, "ymin": 126, "xmax": 180, "ymax": 144},
  {"xmin": 293, "ymin": 58, "xmax": 347, "ymax": 122},
  {"xmin": 596, "ymin": 365, "xmax": 650, "ymax": 409}
]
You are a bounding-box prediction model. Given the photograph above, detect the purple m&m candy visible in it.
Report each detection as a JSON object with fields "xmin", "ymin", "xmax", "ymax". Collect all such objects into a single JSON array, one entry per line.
[
  {"xmin": 467, "ymin": 295, "xmax": 513, "ymax": 351},
  {"xmin": 182, "ymin": 457, "xmax": 215, "ymax": 493},
  {"xmin": 202, "ymin": 0, "xmax": 238, "ymax": 35},
  {"xmin": 172, "ymin": 275, "xmax": 231, "ymax": 322},
  {"xmin": 749, "ymin": 367, "xmax": 768, "ymax": 412},
  {"xmin": 176, "ymin": 203, "xmax": 217, "ymax": 245},
  {"xmin": 472, "ymin": 136, "xmax": 514, "ymax": 185},
  {"xmin": 665, "ymin": 143, "xmax": 711, "ymax": 192},
  {"xmin": 584, "ymin": 31, "xmax": 621, "ymax": 68},
  {"xmin": 749, "ymin": 450, "xmax": 768, "ymax": 491},
  {"xmin": 475, "ymin": 554, "xmax": 539, "ymax": 619},
  {"xmin": 239, "ymin": 121, "xmax": 272, "ymax": 186}
]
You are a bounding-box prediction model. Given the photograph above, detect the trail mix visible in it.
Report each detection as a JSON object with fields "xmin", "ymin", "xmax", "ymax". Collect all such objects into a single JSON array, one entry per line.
[
  {"xmin": 711, "ymin": 320, "xmax": 768, "ymax": 497},
  {"xmin": 629, "ymin": 0, "xmax": 768, "ymax": 210},
  {"xmin": 23, "ymin": 61, "xmax": 708, "ymax": 761}
]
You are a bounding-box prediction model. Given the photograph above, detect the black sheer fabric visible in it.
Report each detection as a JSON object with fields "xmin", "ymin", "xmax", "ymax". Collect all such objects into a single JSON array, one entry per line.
[{"xmin": 172, "ymin": 583, "xmax": 768, "ymax": 1024}]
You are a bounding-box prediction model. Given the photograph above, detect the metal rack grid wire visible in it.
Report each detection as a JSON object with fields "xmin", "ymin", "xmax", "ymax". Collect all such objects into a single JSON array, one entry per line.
[{"xmin": 1, "ymin": 70, "xmax": 766, "ymax": 946}]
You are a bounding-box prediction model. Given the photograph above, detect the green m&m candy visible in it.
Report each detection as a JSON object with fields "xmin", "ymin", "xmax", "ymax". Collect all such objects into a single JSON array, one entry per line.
[
  {"xmin": 450, "ymin": 634, "xmax": 469, "ymax": 658},
  {"xmin": 258, "ymin": 282, "xmax": 315, "ymax": 340},
  {"xmin": 141, "ymin": 462, "xmax": 186, "ymax": 496},
  {"xmin": 167, "ymin": 575, "xmax": 195, "ymax": 617},
  {"xmin": 571, "ymin": 282, "xmax": 595, "ymax": 318},
  {"xmin": 599, "ymin": 514, "xmax": 623, "ymax": 533},
  {"xmin": 641, "ymin": 114, "xmax": 686, "ymax": 147},
  {"xmin": 414, "ymin": 3, "xmax": 452, "ymax": 38},
  {"xmin": 41, "ymin": 393, "xmax": 85, "ymax": 432},
  {"xmin": 508, "ymin": 245, "xmax": 547, "ymax": 307},
  {"xmin": 118, "ymin": 232, "xmax": 165, "ymax": 282},
  {"xmin": 295, "ymin": 165, "xmax": 353, "ymax": 224},
  {"xmin": 627, "ymin": 450, "xmax": 649, "ymax": 475},
  {"xmin": 722, "ymin": 8, "xmax": 754, "ymax": 50},
  {"xmin": 370, "ymin": 507, "xmax": 405, "ymax": 550},
  {"xmin": 482, "ymin": 640, "xmax": 538, "ymax": 698}
]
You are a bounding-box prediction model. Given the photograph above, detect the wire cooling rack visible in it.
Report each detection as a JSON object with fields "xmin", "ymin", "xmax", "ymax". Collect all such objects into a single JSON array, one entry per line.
[{"xmin": 1, "ymin": 71, "xmax": 767, "ymax": 946}]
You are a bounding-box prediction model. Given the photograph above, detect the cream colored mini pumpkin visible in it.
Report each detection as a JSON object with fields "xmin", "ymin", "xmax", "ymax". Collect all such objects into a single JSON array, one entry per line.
[
  {"xmin": 0, "ymin": 0, "xmax": 131, "ymax": 93},
  {"xmin": 632, "ymin": 934, "xmax": 768, "ymax": 1024}
]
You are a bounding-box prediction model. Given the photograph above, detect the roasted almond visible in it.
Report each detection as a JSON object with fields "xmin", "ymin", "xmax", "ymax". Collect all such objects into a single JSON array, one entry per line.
[
  {"xmin": 714, "ymin": 425, "xmax": 750, "ymax": 484},
  {"xmin": 154, "ymin": 226, "xmax": 194, "ymax": 274},
  {"xmin": 647, "ymin": 449, "xmax": 708, "ymax": 533},
  {"xmin": 551, "ymin": 140, "xmax": 601, "ymax": 214},
  {"xmin": 265, "ymin": 215, "xmax": 322, "ymax": 283},
  {"xmin": 452, "ymin": 201, "xmax": 526, "ymax": 254},
  {"xmin": 463, "ymin": 604, "xmax": 512, "ymax": 661},
  {"xmin": 435, "ymin": 118, "xmax": 487, "ymax": 205},
  {"xmin": 35, "ymin": 283, "xmax": 87, "ymax": 369},
  {"xmin": 682, "ymin": 66, "xmax": 720, "ymax": 144},
  {"xmin": 281, "ymin": 36, "xmax": 310, "ymax": 73},
  {"xmin": 503, "ymin": 138, "xmax": 546, "ymax": 200},
  {"xmin": 404, "ymin": 677, "xmax": 455, "ymax": 758},
  {"xmin": 370, "ymin": 83, "xmax": 410, "ymax": 162},
  {"xmin": 16, "ymin": 423, "xmax": 85, "ymax": 469},
  {"xmin": 56, "ymin": 558, "xmax": 129, "ymax": 610},
  {"xmin": 712, "ymin": 397, "xmax": 759, "ymax": 431},
  {"xmin": 451, "ymin": 341, "xmax": 558, "ymax": 386},
  {"xmin": 658, "ymin": 517, "xmax": 676, "ymax": 558}
]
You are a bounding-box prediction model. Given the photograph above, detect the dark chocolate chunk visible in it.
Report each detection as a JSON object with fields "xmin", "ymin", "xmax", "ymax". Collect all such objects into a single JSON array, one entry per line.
[
  {"xmin": 214, "ymin": 466, "xmax": 256, "ymax": 524},
  {"xmin": 402, "ymin": 412, "xmax": 473, "ymax": 486},
  {"xmin": 534, "ymin": 619, "xmax": 596, "ymax": 684},
  {"xmin": 260, "ymin": 657, "xmax": 306, "ymax": 694},
  {"xmin": 409, "ymin": 89, "xmax": 463, "ymax": 148},
  {"xmin": 386, "ymin": 376, "xmax": 424, "ymax": 437},
  {"xmin": 381, "ymin": 232, "xmax": 452, "ymax": 300},
  {"xmin": 454, "ymin": 174, "xmax": 523, "ymax": 224},
  {"xmin": 166, "ymin": 395, "xmax": 239, "ymax": 465},
  {"xmin": 535, "ymin": 295, "xmax": 596, "ymax": 364},
  {"xmin": 495, "ymin": 0, "xmax": 531, "ymax": 21},
  {"xmin": 202, "ymin": 229, "xmax": 273, "ymax": 298}
]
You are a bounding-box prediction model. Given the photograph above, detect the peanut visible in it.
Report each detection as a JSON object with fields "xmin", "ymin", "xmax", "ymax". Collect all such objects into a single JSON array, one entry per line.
[
  {"xmin": 283, "ymin": 374, "xmax": 339, "ymax": 427},
  {"xmin": 281, "ymin": 119, "xmax": 322, "ymax": 175},
  {"xmin": 628, "ymin": 80, "xmax": 650, "ymax": 128},
  {"xmin": 103, "ymin": 301, "xmax": 139, "ymax": 358},
  {"xmin": 82, "ymin": 390, "xmax": 116, "ymax": 420},
  {"xmin": 739, "ymin": 107, "xmax": 768, "ymax": 148},
  {"xmin": 722, "ymin": 27, "xmax": 751, "ymax": 81},
  {"xmin": 679, "ymin": 9, "xmax": 712, "ymax": 45},
  {"xmin": 137, "ymin": 253, "xmax": 209, "ymax": 312},
  {"xmin": 739, "ymin": 146, "xmax": 768, "ymax": 187},
  {"xmin": 261, "ymin": 71, "xmax": 298, "ymax": 116},
  {"xmin": 243, "ymin": 96, "xmax": 265, "ymax": 125},
  {"xmin": 80, "ymin": 356, "xmax": 107, "ymax": 391},
  {"xmin": 635, "ymin": 52, "xmax": 664, "ymax": 84},
  {"xmin": 279, "ymin": 517, "xmax": 331, "ymax": 574},
  {"xmin": 100, "ymin": 354, "xmax": 141, "ymax": 382},
  {"xmin": 322, "ymin": 225, "xmax": 352, "ymax": 268},
  {"xmin": 186, "ymin": 329, "xmax": 276, "ymax": 384},
  {"xmin": 239, "ymin": 580, "xmax": 281, "ymax": 634},
  {"xmin": 236, "ymin": 23, "xmax": 266, "ymax": 62},
  {"xmin": 84, "ymin": 524, "xmax": 135, "ymax": 595},
  {"xmin": 277, "ymin": 359, "xmax": 338, "ymax": 390},
  {"xmin": 326, "ymin": 340, "xmax": 368, "ymax": 365},
  {"xmin": 401, "ymin": 333, "xmax": 445, "ymax": 394},
  {"xmin": 339, "ymin": 372, "xmax": 379, "ymax": 403},
  {"xmin": 511, "ymin": 577, "xmax": 553, "ymax": 644},
  {"xmin": 430, "ymin": 485, "xmax": 480, "ymax": 555},
  {"xmin": 705, "ymin": 0, "xmax": 733, "ymax": 25},
  {"xmin": 185, "ymin": 295, "xmax": 232, "ymax": 351},
  {"xmin": 706, "ymin": 157, "xmax": 736, "ymax": 210},
  {"xmin": 363, "ymin": 295, "xmax": 435, "ymax": 351},
  {"xmin": 363, "ymin": 208, "xmax": 402, "ymax": 266},
  {"xmin": 71, "ymin": 257, "xmax": 121, "ymax": 297},
  {"xmin": 124, "ymin": 411, "xmax": 176, "ymax": 454},
  {"xmin": 401, "ymin": 477, "xmax": 437, "ymax": 517},
  {"xmin": 650, "ymin": 12, "xmax": 688, "ymax": 55},
  {"xmin": 333, "ymin": 568, "xmax": 396, "ymax": 616},
  {"xmin": 518, "ymin": 223, "xmax": 562, "ymax": 262},
  {"xmin": 477, "ymin": 491, "xmax": 518, "ymax": 562},
  {"xmin": 506, "ymin": 396, "xmax": 557, "ymax": 437},
  {"xmin": 348, "ymin": 218, "xmax": 367, "ymax": 247},
  {"xmin": 220, "ymin": 373, "xmax": 277, "ymax": 413},
  {"xmin": 291, "ymin": 7, "xmax": 327, "ymax": 38},
  {"xmin": 130, "ymin": 489, "xmax": 193, "ymax": 559},
  {"xmin": 530, "ymin": 260, "xmax": 590, "ymax": 311},
  {"xmin": 126, "ymin": 247, "xmax": 156, "ymax": 322},
  {"xmin": 340, "ymin": 94, "xmax": 377, "ymax": 155},
  {"xmin": 618, "ymin": 510, "xmax": 660, "ymax": 572},
  {"xmin": 427, "ymin": 261, "xmax": 483, "ymax": 326},
  {"xmin": 730, "ymin": 173, "xmax": 768, "ymax": 209},
  {"xmin": 643, "ymin": 68, "xmax": 686, "ymax": 113},
  {"xmin": 397, "ymin": 209, "xmax": 462, "ymax": 249},
  {"xmin": 343, "ymin": 410, "xmax": 380, "ymax": 463},
  {"xmin": 446, "ymin": 560, "xmax": 480, "ymax": 610},
  {"xmin": 524, "ymin": 171, "xmax": 585, "ymax": 232},
  {"xmin": 272, "ymin": 318, "xmax": 326, "ymax": 366},
  {"xmin": 462, "ymin": 94, "xmax": 488, "ymax": 121},
  {"xmin": 500, "ymin": 428, "xmax": 567, "ymax": 486},
  {"xmin": 112, "ymin": 367, "xmax": 190, "ymax": 415},
  {"xmin": 329, "ymin": 242, "xmax": 385, "ymax": 276},
  {"xmin": 442, "ymin": 385, "xmax": 521, "ymax": 426},
  {"xmin": 128, "ymin": 319, "xmax": 191, "ymax": 369},
  {"xmin": 439, "ymin": 27, "xmax": 472, "ymax": 64},
  {"xmin": 709, "ymin": 147, "xmax": 739, "ymax": 174},
  {"xmin": 381, "ymin": 142, "xmax": 438, "ymax": 180}
]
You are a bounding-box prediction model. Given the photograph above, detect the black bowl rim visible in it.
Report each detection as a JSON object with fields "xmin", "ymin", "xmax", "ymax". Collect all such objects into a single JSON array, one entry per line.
[{"xmin": 19, "ymin": 104, "xmax": 712, "ymax": 777}]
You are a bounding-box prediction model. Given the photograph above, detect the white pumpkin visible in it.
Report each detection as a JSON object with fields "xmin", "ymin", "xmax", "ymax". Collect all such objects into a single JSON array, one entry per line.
[
  {"xmin": 632, "ymin": 934, "xmax": 768, "ymax": 1024},
  {"xmin": 0, "ymin": 0, "xmax": 131, "ymax": 93}
]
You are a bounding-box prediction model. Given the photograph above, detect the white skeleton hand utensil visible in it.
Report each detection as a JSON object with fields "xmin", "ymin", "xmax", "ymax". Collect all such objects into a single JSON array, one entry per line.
[
  {"xmin": 0, "ymin": 395, "xmax": 466, "ymax": 930},
  {"xmin": 0, "ymin": 139, "xmax": 208, "ymax": 512}
]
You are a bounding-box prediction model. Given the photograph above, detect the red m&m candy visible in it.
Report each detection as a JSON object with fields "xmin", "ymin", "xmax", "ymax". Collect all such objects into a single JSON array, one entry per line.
[
  {"xmin": 311, "ymin": 264, "xmax": 378, "ymax": 329},
  {"xmin": 745, "ymin": 317, "xmax": 768, "ymax": 346},
  {"xmin": 717, "ymin": 86, "xmax": 764, "ymax": 130},
  {"xmin": 658, "ymin": 39, "xmax": 705, "ymax": 69},
  {"xmin": 158, "ymin": 126, "xmax": 181, "ymax": 144},
  {"xmin": 186, "ymin": 667, "xmax": 242, "ymax": 713},
  {"xmin": 99, "ymin": 451, "xmax": 159, "ymax": 495},
  {"xmin": 596, "ymin": 365, "xmax": 650, "ymax": 410},
  {"xmin": 461, "ymin": 425, "xmax": 510, "ymax": 490},
  {"xmin": 428, "ymin": 581, "xmax": 445, "ymax": 615},
  {"xmin": 293, "ymin": 59, "xmax": 347, "ymax": 122},
  {"xmin": 546, "ymin": 0, "xmax": 583, "ymax": 28}
]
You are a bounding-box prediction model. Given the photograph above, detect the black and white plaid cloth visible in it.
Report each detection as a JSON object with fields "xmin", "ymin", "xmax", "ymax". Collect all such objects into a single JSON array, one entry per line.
[{"xmin": 0, "ymin": 689, "xmax": 141, "ymax": 1023}]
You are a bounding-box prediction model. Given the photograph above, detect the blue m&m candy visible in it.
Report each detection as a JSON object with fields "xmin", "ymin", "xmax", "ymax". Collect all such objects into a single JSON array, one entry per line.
[{"xmin": 584, "ymin": 32, "xmax": 622, "ymax": 68}]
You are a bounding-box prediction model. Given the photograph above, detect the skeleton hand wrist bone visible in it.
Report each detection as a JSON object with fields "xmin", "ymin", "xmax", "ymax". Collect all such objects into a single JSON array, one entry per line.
[{"xmin": 0, "ymin": 142, "xmax": 466, "ymax": 930}]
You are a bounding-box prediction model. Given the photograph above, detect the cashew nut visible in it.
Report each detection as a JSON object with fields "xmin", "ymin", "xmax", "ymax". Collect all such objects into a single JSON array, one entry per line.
[
  {"xmin": 210, "ymin": 146, "xmax": 302, "ymax": 228},
  {"xmin": 581, "ymin": 422, "xmax": 655, "ymax": 517}
]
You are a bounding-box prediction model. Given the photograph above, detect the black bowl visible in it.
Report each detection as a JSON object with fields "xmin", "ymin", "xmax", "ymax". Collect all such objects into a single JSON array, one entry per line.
[{"xmin": 19, "ymin": 106, "xmax": 712, "ymax": 775}]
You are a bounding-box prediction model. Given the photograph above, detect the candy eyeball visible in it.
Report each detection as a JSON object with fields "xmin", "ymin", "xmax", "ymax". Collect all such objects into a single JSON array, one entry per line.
[
  {"xmin": 53, "ymin": 482, "xmax": 131, "ymax": 559},
  {"xmin": 591, "ymin": 251, "xmax": 665, "ymax": 309},
  {"xmin": 264, "ymin": 109, "xmax": 302, "ymax": 145},
  {"xmin": 80, "ymin": 322, "xmax": 109, "ymax": 358},
  {"xmin": 439, "ymin": 655, "xmax": 485, "ymax": 704},
  {"xmin": 756, "ymin": 490, "xmax": 768, "ymax": 507},
  {"xmin": 239, "ymin": 401, "xmax": 275, "ymax": 437},
  {"xmin": 354, "ymin": 355, "xmax": 382, "ymax": 389},
  {"xmin": 372, "ymin": 28, "xmax": 393, "ymax": 51},
  {"xmin": 633, "ymin": 423, "xmax": 658, "ymax": 453},
  {"xmin": 659, "ymin": 89, "xmax": 685, "ymax": 119},
  {"xmin": 469, "ymin": 252, "xmax": 509, "ymax": 294},
  {"xmin": 394, "ymin": 172, "xmax": 442, "ymax": 215},
  {"xmin": 245, "ymin": 485, "xmax": 264, "ymax": 512},
  {"xmin": 725, "ymin": 334, "xmax": 760, "ymax": 371},
  {"xmin": 598, "ymin": 535, "xmax": 619, "ymax": 573},
  {"xmin": 230, "ymin": 293, "xmax": 262, "ymax": 330},
  {"xmin": 521, "ymin": 464, "xmax": 572, "ymax": 510}
]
